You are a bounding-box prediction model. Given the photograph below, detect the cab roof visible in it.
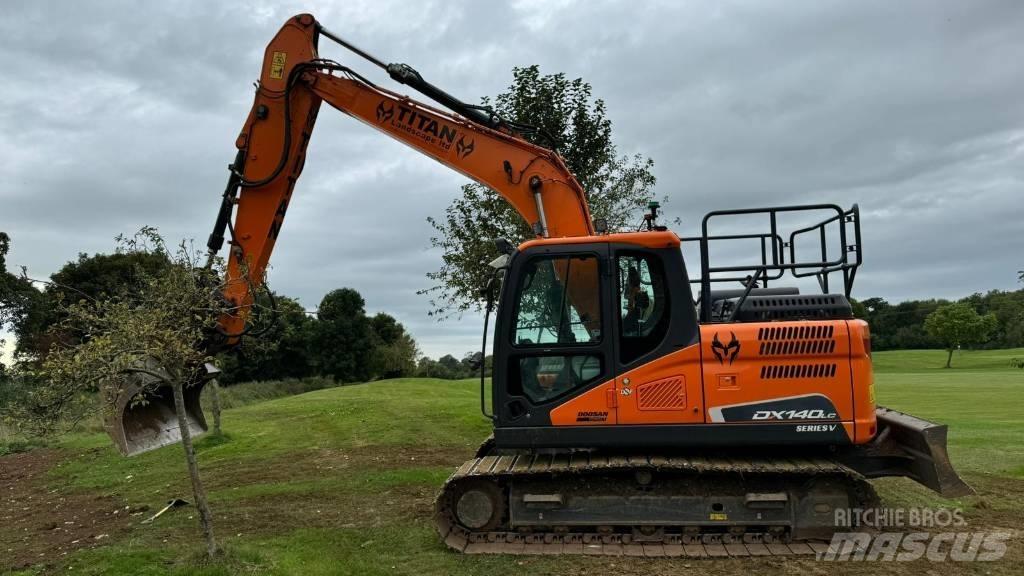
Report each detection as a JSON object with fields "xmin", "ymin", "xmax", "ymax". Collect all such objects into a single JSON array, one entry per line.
[{"xmin": 518, "ymin": 230, "xmax": 680, "ymax": 251}]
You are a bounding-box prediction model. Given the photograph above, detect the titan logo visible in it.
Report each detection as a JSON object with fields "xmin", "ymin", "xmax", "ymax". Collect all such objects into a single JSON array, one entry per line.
[
  {"xmin": 753, "ymin": 409, "xmax": 837, "ymax": 420},
  {"xmin": 711, "ymin": 331, "xmax": 740, "ymax": 365},
  {"xmin": 456, "ymin": 135, "xmax": 475, "ymax": 158},
  {"xmin": 376, "ymin": 101, "xmax": 394, "ymax": 122},
  {"xmin": 375, "ymin": 100, "xmax": 461, "ymax": 146}
]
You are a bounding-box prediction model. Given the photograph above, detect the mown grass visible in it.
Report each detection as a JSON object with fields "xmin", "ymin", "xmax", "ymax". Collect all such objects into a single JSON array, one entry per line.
[
  {"xmin": 870, "ymin": 347, "xmax": 1024, "ymax": 373},
  {"xmin": 202, "ymin": 377, "xmax": 341, "ymax": 411},
  {"xmin": 4, "ymin": 350, "xmax": 1022, "ymax": 575},
  {"xmin": 0, "ymin": 378, "xmax": 342, "ymax": 457}
]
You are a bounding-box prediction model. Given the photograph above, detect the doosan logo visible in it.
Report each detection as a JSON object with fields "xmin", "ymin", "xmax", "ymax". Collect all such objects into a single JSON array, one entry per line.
[{"xmin": 752, "ymin": 409, "xmax": 837, "ymax": 420}]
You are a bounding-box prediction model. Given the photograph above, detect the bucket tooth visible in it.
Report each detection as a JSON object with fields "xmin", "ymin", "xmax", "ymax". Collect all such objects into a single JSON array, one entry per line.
[
  {"xmin": 839, "ymin": 406, "xmax": 974, "ymax": 498},
  {"xmin": 103, "ymin": 370, "xmax": 208, "ymax": 457}
]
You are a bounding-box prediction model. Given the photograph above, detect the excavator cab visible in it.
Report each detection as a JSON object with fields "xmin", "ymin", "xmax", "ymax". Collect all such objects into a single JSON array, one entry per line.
[{"xmin": 485, "ymin": 203, "xmax": 971, "ymax": 496}]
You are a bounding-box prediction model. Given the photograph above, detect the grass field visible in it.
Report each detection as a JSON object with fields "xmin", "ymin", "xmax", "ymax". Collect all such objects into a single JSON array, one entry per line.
[{"xmin": 2, "ymin": 348, "xmax": 1022, "ymax": 575}]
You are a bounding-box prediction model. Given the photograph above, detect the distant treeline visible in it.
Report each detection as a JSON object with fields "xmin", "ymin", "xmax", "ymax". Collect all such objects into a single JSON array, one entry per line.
[
  {"xmin": 0, "ymin": 243, "xmax": 487, "ymax": 396},
  {"xmin": 2, "ymin": 234, "xmax": 1020, "ymax": 393},
  {"xmin": 853, "ymin": 289, "xmax": 1024, "ymax": 351}
]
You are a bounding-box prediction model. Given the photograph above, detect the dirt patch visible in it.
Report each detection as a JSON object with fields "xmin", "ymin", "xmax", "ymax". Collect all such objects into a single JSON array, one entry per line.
[{"xmin": 0, "ymin": 449, "xmax": 137, "ymax": 572}]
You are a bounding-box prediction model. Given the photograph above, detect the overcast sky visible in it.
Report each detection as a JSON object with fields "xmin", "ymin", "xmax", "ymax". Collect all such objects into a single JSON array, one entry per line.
[{"xmin": 2, "ymin": 0, "xmax": 1022, "ymax": 361}]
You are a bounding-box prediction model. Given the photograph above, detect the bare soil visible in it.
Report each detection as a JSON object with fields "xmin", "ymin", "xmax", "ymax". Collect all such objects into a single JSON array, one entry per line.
[{"xmin": 0, "ymin": 449, "xmax": 138, "ymax": 572}]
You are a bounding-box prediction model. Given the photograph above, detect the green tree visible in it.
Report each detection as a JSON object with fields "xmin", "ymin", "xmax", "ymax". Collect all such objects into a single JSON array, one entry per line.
[
  {"xmin": 924, "ymin": 303, "xmax": 998, "ymax": 368},
  {"xmin": 314, "ymin": 288, "xmax": 373, "ymax": 382},
  {"xmin": 367, "ymin": 313, "xmax": 419, "ymax": 379},
  {"xmin": 217, "ymin": 294, "xmax": 316, "ymax": 384},
  {"xmin": 11, "ymin": 244, "xmax": 170, "ymax": 361},
  {"xmin": 424, "ymin": 65, "xmax": 657, "ymax": 318},
  {"xmin": 0, "ymin": 233, "xmax": 40, "ymax": 342}
]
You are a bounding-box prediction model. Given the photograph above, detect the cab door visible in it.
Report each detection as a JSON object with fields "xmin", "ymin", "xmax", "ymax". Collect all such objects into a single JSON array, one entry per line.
[
  {"xmin": 493, "ymin": 243, "xmax": 617, "ymax": 429},
  {"xmin": 611, "ymin": 246, "xmax": 704, "ymax": 425}
]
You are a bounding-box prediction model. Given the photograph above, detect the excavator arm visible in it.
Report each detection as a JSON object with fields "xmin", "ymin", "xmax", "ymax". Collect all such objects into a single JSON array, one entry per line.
[
  {"xmin": 209, "ymin": 13, "xmax": 594, "ymax": 340},
  {"xmin": 106, "ymin": 13, "xmax": 597, "ymax": 455}
]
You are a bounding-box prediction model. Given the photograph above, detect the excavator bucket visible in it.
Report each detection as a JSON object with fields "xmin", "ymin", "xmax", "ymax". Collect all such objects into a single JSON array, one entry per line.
[
  {"xmin": 841, "ymin": 406, "xmax": 974, "ymax": 498},
  {"xmin": 103, "ymin": 371, "xmax": 208, "ymax": 457}
]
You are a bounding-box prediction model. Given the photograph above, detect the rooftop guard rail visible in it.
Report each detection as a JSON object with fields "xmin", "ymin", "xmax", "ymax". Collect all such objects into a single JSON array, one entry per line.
[{"xmin": 680, "ymin": 204, "xmax": 862, "ymax": 323}]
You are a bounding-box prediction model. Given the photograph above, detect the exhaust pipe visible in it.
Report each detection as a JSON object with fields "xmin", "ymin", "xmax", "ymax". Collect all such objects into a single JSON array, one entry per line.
[
  {"xmin": 840, "ymin": 406, "xmax": 974, "ymax": 498},
  {"xmin": 103, "ymin": 366, "xmax": 213, "ymax": 457}
]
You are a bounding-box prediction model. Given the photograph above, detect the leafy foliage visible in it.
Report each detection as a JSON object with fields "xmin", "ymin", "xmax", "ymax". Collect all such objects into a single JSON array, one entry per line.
[
  {"xmin": 856, "ymin": 289, "xmax": 1024, "ymax": 351},
  {"xmin": 368, "ymin": 313, "xmax": 420, "ymax": 380},
  {"xmin": 423, "ymin": 65, "xmax": 657, "ymax": 318},
  {"xmin": 7, "ymin": 235, "xmax": 171, "ymax": 362},
  {"xmin": 0, "ymin": 232, "xmax": 40, "ymax": 345},
  {"xmin": 13, "ymin": 231, "xmax": 223, "ymax": 434},
  {"xmin": 415, "ymin": 352, "xmax": 490, "ymax": 380},
  {"xmin": 924, "ymin": 302, "xmax": 998, "ymax": 368},
  {"xmin": 216, "ymin": 293, "xmax": 315, "ymax": 384},
  {"xmin": 313, "ymin": 288, "xmax": 374, "ymax": 383}
]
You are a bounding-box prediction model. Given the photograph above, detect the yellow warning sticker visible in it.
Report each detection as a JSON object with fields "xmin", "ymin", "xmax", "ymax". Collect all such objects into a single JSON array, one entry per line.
[
  {"xmin": 709, "ymin": 513, "xmax": 728, "ymax": 521},
  {"xmin": 270, "ymin": 51, "xmax": 287, "ymax": 79}
]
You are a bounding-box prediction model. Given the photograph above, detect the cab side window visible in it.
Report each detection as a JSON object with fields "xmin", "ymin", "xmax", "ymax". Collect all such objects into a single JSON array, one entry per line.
[
  {"xmin": 510, "ymin": 254, "xmax": 604, "ymax": 405},
  {"xmin": 618, "ymin": 253, "xmax": 670, "ymax": 364},
  {"xmin": 513, "ymin": 255, "xmax": 601, "ymax": 345}
]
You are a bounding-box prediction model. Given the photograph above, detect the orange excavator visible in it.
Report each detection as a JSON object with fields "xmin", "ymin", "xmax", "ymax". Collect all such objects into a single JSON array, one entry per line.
[{"xmin": 106, "ymin": 14, "xmax": 972, "ymax": 555}]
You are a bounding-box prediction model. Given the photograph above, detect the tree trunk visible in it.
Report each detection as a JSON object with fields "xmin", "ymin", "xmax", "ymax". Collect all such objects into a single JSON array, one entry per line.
[
  {"xmin": 171, "ymin": 379, "xmax": 218, "ymax": 558},
  {"xmin": 946, "ymin": 348, "xmax": 953, "ymax": 369},
  {"xmin": 209, "ymin": 379, "xmax": 222, "ymax": 436}
]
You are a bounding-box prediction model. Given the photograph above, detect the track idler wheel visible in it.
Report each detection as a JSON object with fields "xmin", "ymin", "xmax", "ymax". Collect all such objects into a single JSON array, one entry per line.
[{"xmin": 451, "ymin": 480, "xmax": 505, "ymax": 532}]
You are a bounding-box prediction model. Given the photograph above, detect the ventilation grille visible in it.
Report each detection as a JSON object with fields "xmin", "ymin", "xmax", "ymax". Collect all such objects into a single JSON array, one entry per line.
[
  {"xmin": 760, "ymin": 364, "xmax": 837, "ymax": 379},
  {"xmin": 758, "ymin": 325, "xmax": 835, "ymax": 340},
  {"xmin": 737, "ymin": 295, "xmax": 852, "ymax": 321},
  {"xmin": 757, "ymin": 324, "xmax": 837, "ymax": 357},
  {"xmin": 637, "ymin": 378, "xmax": 686, "ymax": 410},
  {"xmin": 759, "ymin": 339, "xmax": 836, "ymax": 356}
]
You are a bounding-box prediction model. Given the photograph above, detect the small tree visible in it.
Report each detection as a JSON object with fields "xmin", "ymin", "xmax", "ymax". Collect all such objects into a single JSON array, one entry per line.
[
  {"xmin": 19, "ymin": 229, "xmax": 242, "ymax": 558},
  {"xmin": 924, "ymin": 303, "xmax": 998, "ymax": 368}
]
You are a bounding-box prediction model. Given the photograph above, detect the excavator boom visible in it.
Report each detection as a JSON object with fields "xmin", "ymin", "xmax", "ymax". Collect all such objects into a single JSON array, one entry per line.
[{"xmin": 212, "ymin": 14, "xmax": 593, "ymax": 339}]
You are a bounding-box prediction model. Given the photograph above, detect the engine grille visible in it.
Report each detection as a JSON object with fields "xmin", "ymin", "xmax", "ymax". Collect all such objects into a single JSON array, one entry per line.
[
  {"xmin": 757, "ymin": 324, "xmax": 837, "ymax": 357},
  {"xmin": 759, "ymin": 364, "xmax": 837, "ymax": 379}
]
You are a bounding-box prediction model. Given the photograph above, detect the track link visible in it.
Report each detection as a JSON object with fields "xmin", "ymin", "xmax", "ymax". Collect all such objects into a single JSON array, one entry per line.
[{"xmin": 434, "ymin": 441, "xmax": 877, "ymax": 557}]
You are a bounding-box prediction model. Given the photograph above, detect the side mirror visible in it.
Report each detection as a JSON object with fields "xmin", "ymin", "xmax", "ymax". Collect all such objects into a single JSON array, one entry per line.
[{"xmin": 494, "ymin": 238, "xmax": 514, "ymax": 255}]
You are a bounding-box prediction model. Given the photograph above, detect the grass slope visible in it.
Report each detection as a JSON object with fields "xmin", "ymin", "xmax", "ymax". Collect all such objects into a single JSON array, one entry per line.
[{"xmin": 3, "ymin": 349, "xmax": 1022, "ymax": 575}]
